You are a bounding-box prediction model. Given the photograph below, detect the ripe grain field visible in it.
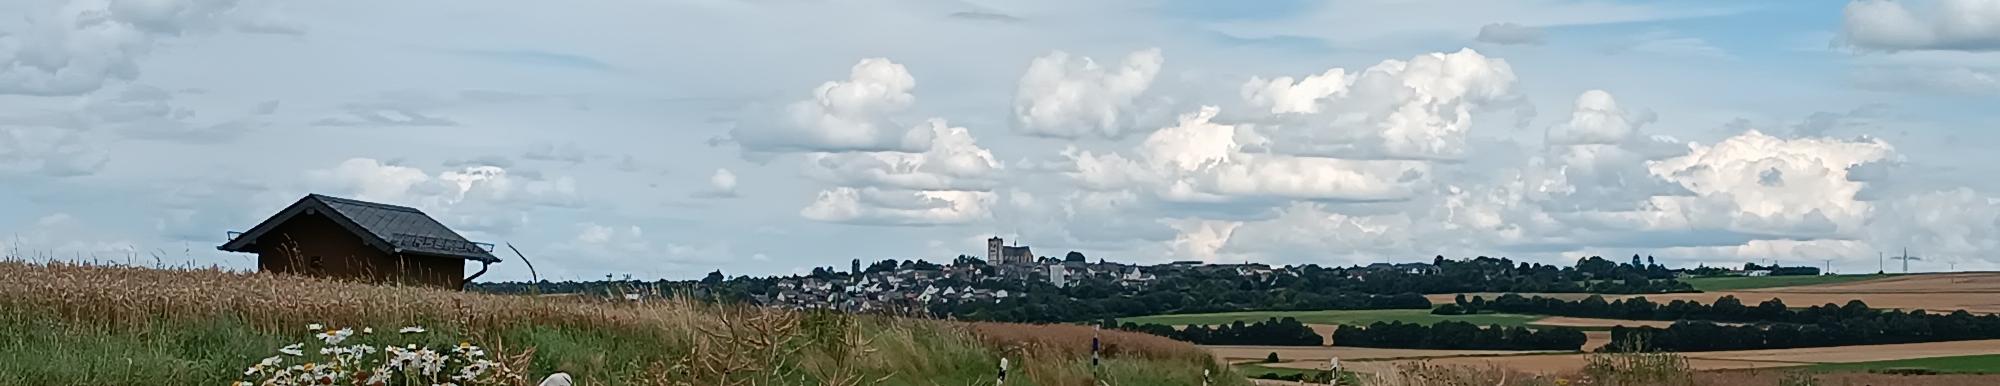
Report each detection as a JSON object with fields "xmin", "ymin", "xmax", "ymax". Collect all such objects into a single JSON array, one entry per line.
[
  {"xmin": 1428, "ymin": 272, "xmax": 2000, "ymax": 313},
  {"xmin": 0, "ymin": 260, "xmax": 1241, "ymax": 386}
]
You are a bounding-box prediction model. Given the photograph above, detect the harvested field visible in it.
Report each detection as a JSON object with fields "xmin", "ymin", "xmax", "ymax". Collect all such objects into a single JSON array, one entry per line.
[
  {"xmin": 1307, "ymin": 324, "xmax": 1337, "ymax": 345},
  {"xmin": 1205, "ymin": 345, "xmax": 1559, "ymax": 364},
  {"xmin": 1695, "ymin": 372, "xmax": 2000, "ymax": 386},
  {"xmin": 1430, "ymin": 272, "xmax": 2000, "ymax": 313},
  {"xmin": 1339, "ymin": 354, "xmax": 1802, "ymax": 375},
  {"xmin": 1752, "ymin": 272, "xmax": 2000, "ymax": 293},
  {"xmin": 1631, "ymin": 292, "xmax": 2000, "ymax": 314},
  {"xmin": 1339, "ymin": 339, "xmax": 2000, "ymax": 376},
  {"xmin": 1680, "ymin": 339, "xmax": 2000, "ymax": 364},
  {"xmin": 1528, "ymin": 316, "xmax": 1677, "ymax": 329},
  {"xmin": 1582, "ymin": 331, "xmax": 1611, "ymax": 351}
]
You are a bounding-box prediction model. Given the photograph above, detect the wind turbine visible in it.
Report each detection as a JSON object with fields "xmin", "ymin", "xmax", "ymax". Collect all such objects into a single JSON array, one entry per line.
[{"xmin": 1892, "ymin": 248, "xmax": 1921, "ymax": 274}]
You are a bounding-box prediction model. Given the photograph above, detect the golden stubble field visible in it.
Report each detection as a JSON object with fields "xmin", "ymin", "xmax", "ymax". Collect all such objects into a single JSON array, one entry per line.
[
  {"xmin": 1425, "ymin": 272, "xmax": 2000, "ymax": 313},
  {"xmin": 1226, "ymin": 339, "xmax": 2000, "ymax": 375},
  {"xmin": 1244, "ymin": 274, "xmax": 2000, "ymax": 376}
]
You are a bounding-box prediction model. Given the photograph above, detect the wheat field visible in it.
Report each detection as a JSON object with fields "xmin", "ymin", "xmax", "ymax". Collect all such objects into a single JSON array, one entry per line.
[{"xmin": 0, "ymin": 260, "xmax": 1236, "ymax": 386}]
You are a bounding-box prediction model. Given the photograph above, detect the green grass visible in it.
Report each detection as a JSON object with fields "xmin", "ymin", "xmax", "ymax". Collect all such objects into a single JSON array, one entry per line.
[
  {"xmin": 1682, "ymin": 274, "xmax": 1892, "ymax": 291},
  {"xmin": 1121, "ymin": 309, "xmax": 1544, "ymax": 327},
  {"xmin": 1808, "ymin": 354, "xmax": 2000, "ymax": 374}
]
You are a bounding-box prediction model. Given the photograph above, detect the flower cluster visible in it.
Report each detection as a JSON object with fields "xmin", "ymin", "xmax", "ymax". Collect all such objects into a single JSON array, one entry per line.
[{"xmin": 234, "ymin": 323, "xmax": 518, "ymax": 386}]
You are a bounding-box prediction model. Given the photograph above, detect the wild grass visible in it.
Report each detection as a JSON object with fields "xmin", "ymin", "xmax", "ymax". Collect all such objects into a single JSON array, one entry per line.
[
  {"xmin": 0, "ymin": 260, "xmax": 1241, "ymax": 385},
  {"xmin": 1361, "ymin": 361, "xmax": 1555, "ymax": 386},
  {"xmin": 1577, "ymin": 350, "xmax": 1692, "ymax": 386}
]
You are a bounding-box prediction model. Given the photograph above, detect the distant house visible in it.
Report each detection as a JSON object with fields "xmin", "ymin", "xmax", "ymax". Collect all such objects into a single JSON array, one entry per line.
[{"xmin": 217, "ymin": 194, "xmax": 501, "ymax": 289}]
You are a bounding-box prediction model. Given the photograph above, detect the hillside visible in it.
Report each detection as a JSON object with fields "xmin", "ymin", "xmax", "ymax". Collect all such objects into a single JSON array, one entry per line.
[{"xmin": 0, "ymin": 261, "xmax": 1237, "ymax": 386}]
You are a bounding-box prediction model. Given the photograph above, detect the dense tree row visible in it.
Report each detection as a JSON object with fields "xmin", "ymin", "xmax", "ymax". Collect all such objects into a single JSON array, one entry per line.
[
  {"xmin": 1607, "ymin": 310, "xmax": 2000, "ymax": 352},
  {"xmin": 1440, "ymin": 293, "xmax": 1888, "ymax": 324},
  {"xmin": 1330, "ymin": 321, "xmax": 1587, "ymax": 350},
  {"xmin": 1741, "ymin": 263, "xmax": 1821, "ymax": 276},
  {"xmin": 1326, "ymin": 256, "xmax": 1691, "ymax": 295},
  {"xmin": 1435, "ymin": 293, "xmax": 2000, "ymax": 352},
  {"xmin": 1684, "ymin": 263, "xmax": 1821, "ymax": 277},
  {"xmin": 1101, "ymin": 317, "xmax": 1324, "ymax": 346}
]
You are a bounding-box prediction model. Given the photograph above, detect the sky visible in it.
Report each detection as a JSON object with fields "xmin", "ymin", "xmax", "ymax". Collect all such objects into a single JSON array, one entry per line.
[{"xmin": 2, "ymin": 0, "xmax": 1999, "ymax": 281}]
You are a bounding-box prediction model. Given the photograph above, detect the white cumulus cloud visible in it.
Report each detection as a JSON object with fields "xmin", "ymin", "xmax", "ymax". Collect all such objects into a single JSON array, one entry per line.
[
  {"xmin": 1065, "ymin": 106, "xmax": 1429, "ymax": 204},
  {"xmin": 1012, "ymin": 48, "xmax": 1163, "ymax": 139},
  {"xmin": 800, "ymin": 187, "xmax": 994, "ymax": 226},
  {"xmin": 802, "ymin": 119, "xmax": 1001, "ymax": 191},
  {"xmin": 695, "ymin": 168, "xmax": 739, "ymax": 199},
  {"xmin": 731, "ymin": 58, "xmax": 933, "ymax": 153},
  {"xmin": 301, "ymin": 158, "xmax": 581, "ymax": 235},
  {"xmin": 0, "ymin": 0, "xmax": 288, "ymax": 96},
  {"xmin": 1238, "ymin": 49, "xmax": 1520, "ymax": 160},
  {"xmin": 1546, "ymin": 90, "xmax": 1640, "ymax": 146},
  {"xmin": 1643, "ymin": 130, "xmax": 1894, "ymax": 237}
]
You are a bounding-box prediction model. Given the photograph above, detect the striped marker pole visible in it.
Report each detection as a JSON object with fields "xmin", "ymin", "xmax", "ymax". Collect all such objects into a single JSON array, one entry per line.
[{"xmin": 1091, "ymin": 326, "xmax": 1101, "ymax": 369}]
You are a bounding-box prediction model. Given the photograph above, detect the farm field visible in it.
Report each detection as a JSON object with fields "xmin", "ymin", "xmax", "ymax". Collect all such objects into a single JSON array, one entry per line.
[
  {"xmin": 1427, "ymin": 272, "xmax": 2000, "ymax": 313},
  {"xmin": 1807, "ymin": 354, "xmax": 2000, "ymax": 374},
  {"xmin": 1311, "ymin": 338, "xmax": 2000, "ymax": 376},
  {"xmin": 1122, "ymin": 308, "xmax": 1543, "ymax": 328},
  {"xmin": 1205, "ymin": 345, "xmax": 1559, "ymax": 364},
  {"xmin": 1681, "ymin": 274, "xmax": 1892, "ymax": 291},
  {"xmin": 1678, "ymin": 339, "xmax": 2000, "ymax": 364},
  {"xmin": 1525, "ymin": 316, "xmax": 1677, "ymax": 329}
]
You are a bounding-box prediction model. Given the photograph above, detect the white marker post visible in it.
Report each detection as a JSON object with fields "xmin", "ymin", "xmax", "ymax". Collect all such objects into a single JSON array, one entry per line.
[
  {"xmin": 1329, "ymin": 356, "xmax": 1342, "ymax": 385},
  {"xmin": 998, "ymin": 357, "xmax": 1009, "ymax": 384}
]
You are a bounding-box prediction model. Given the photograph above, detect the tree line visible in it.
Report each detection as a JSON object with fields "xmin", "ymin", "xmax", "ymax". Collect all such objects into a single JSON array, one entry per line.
[
  {"xmin": 1608, "ymin": 310, "xmax": 2000, "ymax": 352},
  {"xmin": 1439, "ymin": 293, "xmax": 1874, "ymax": 324},
  {"xmin": 1330, "ymin": 321, "xmax": 1587, "ymax": 351},
  {"xmin": 1099, "ymin": 317, "xmax": 1323, "ymax": 346}
]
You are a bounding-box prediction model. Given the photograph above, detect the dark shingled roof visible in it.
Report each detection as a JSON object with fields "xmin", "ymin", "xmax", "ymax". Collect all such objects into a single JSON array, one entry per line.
[{"xmin": 218, "ymin": 194, "xmax": 502, "ymax": 263}]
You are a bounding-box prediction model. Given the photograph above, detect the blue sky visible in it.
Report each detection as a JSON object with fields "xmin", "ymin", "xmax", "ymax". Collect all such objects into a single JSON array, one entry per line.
[{"xmin": 2, "ymin": 0, "xmax": 1997, "ymax": 281}]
